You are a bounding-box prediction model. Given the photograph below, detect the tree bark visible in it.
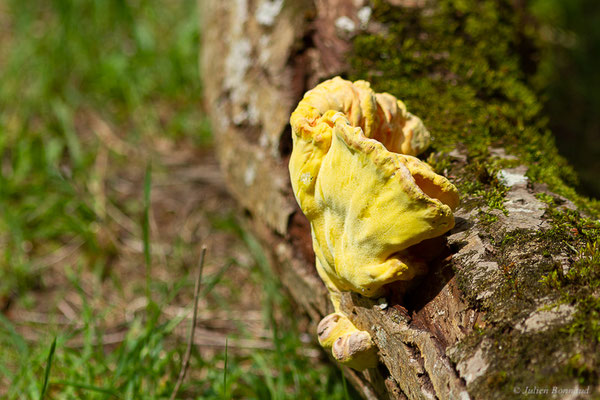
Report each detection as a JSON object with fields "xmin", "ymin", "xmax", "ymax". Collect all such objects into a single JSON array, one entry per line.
[{"xmin": 199, "ymin": 1, "xmax": 599, "ymax": 398}]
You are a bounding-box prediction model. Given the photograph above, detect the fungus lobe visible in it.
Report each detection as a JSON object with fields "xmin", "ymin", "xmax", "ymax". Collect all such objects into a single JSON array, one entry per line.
[{"xmin": 289, "ymin": 77, "xmax": 459, "ymax": 370}]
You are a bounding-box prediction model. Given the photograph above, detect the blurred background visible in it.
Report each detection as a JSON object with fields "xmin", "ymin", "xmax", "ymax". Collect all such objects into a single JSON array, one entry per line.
[
  {"xmin": 529, "ymin": 0, "xmax": 600, "ymax": 198},
  {"xmin": 0, "ymin": 0, "xmax": 353, "ymax": 398},
  {"xmin": 0, "ymin": 0, "xmax": 597, "ymax": 398}
]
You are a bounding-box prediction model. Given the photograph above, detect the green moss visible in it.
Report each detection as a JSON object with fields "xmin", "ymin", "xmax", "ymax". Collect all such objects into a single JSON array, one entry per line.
[
  {"xmin": 539, "ymin": 199, "xmax": 600, "ymax": 337},
  {"xmin": 349, "ymin": 0, "xmax": 600, "ymax": 390},
  {"xmin": 535, "ymin": 195, "xmax": 600, "ymax": 383},
  {"xmin": 453, "ymin": 188, "xmax": 600, "ymax": 393},
  {"xmin": 349, "ymin": 0, "xmax": 600, "ymax": 216},
  {"xmin": 494, "ymin": 195, "xmax": 600, "ymax": 385},
  {"xmin": 471, "ymin": 327, "xmax": 584, "ymax": 399}
]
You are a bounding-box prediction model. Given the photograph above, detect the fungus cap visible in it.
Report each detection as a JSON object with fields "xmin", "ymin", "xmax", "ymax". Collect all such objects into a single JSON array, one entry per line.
[{"xmin": 290, "ymin": 77, "xmax": 459, "ymax": 297}]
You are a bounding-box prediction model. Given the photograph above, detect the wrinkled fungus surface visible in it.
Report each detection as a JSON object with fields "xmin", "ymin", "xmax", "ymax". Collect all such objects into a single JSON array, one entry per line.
[{"xmin": 289, "ymin": 77, "xmax": 459, "ymax": 370}]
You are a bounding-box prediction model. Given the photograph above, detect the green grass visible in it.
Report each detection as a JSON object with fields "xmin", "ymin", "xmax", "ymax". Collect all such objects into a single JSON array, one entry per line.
[
  {"xmin": 0, "ymin": 0, "xmax": 209, "ymax": 299},
  {"xmin": 1, "ymin": 226, "xmax": 356, "ymax": 399},
  {"xmin": 0, "ymin": 0, "xmax": 355, "ymax": 398},
  {"xmin": 40, "ymin": 337, "xmax": 57, "ymax": 400}
]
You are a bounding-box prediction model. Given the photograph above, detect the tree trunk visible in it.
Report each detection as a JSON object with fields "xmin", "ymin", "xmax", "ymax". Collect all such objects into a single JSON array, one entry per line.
[{"xmin": 199, "ymin": 1, "xmax": 599, "ymax": 398}]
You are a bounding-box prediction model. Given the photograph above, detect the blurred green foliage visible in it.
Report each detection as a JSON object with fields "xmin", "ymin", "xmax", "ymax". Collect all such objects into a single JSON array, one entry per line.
[
  {"xmin": 529, "ymin": 0, "xmax": 600, "ymax": 198},
  {"xmin": 0, "ymin": 0, "xmax": 356, "ymax": 398},
  {"xmin": 0, "ymin": 0, "xmax": 208, "ymax": 298},
  {"xmin": 1, "ymin": 237, "xmax": 356, "ymax": 399}
]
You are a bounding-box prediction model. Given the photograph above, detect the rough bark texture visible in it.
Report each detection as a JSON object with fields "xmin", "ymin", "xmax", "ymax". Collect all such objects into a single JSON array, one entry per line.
[{"xmin": 199, "ymin": 1, "xmax": 599, "ymax": 398}]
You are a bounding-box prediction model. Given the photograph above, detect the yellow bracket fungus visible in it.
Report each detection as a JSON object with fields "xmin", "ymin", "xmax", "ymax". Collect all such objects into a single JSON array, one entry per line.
[{"xmin": 289, "ymin": 77, "xmax": 459, "ymax": 370}]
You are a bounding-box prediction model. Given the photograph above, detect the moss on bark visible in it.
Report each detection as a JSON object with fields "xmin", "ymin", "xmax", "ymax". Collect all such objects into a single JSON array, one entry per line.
[
  {"xmin": 349, "ymin": 0, "xmax": 598, "ymax": 215},
  {"xmin": 349, "ymin": 0, "xmax": 600, "ymax": 394}
]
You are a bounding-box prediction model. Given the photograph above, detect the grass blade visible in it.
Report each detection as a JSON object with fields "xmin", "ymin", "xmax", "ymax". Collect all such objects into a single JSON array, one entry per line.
[
  {"xmin": 39, "ymin": 337, "xmax": 57, "ymax": 400},
  {"xmin": 169, "ymin": 246, "xmax": 206, "ymax": 400},
  {"xmin": 143, "ymin": 162, "xmax": 152, "ymax": 305}
]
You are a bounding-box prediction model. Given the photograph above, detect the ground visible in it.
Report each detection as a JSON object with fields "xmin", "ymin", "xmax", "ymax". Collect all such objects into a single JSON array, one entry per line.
[{"xmin": 0, "ymin": 1, "xmax": 354, "ymax": 398}]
